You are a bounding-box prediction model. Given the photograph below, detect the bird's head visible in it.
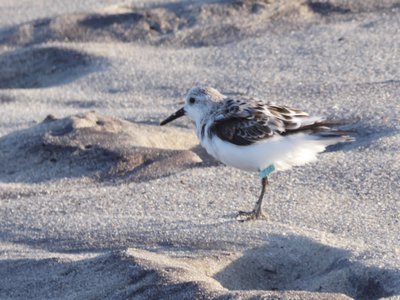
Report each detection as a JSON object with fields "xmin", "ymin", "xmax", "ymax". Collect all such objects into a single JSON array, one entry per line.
[{"xmin": 160, "ymin": 86, "xmax": 225, "ymax": 126}]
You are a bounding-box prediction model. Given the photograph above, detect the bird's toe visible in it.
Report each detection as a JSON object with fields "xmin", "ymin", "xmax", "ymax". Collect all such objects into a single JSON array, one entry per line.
[{"xmin": 236, "ymin": 210, "xmax": 267, "ymax": 222}]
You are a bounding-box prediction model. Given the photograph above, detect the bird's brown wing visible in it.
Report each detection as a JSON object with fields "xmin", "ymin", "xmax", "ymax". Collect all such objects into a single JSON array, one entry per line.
[{"xmin": 210, "ymin": 98, "xmax": 351, "ymax": 146}]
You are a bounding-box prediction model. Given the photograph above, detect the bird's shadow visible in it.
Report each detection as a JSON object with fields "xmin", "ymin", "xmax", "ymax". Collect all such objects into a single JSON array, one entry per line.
[{"xmin": 325, "ymin": 120, "xmax": 398, "ymax": 153}]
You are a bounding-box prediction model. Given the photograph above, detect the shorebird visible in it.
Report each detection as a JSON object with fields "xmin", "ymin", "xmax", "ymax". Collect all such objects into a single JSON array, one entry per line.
[{"xmin": 160, "ymin": 86, "xmax": 353, "ymax": 221}]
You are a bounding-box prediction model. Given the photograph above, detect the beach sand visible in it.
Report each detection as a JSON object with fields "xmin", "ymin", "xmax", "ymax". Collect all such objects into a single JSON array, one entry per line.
[{"xmin": 0, "ymin": 0, "xmax": 399, "ymax": 299}]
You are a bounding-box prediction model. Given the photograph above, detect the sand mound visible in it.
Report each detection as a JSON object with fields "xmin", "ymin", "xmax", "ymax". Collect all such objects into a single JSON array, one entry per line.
[
  {"xmin": 214, "ymin": 235, "xmax": 397, "ymax": 299},
  {"xmin": 0, "ymin": 247, "xmax": 353, "ymax": 299},
  {"xmin": 2, "ymin": 0, "xmax": 398, "ymax": 48},
  {"xmin": 0, "ymin": 0, "xmax": 290, "ymax": 47},
  {"xmin": 0, "ymin": 112, "xmax": 202, "ymax": 183},
  {"xmin": 3, "ymin": 0, "xmax": 397, "ymax": 48}
]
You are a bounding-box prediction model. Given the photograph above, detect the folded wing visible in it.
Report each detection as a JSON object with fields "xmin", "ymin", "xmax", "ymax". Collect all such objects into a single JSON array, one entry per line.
[{"xmin": 210, "ymin": 98, "xmax": 352, "ymax": 146}]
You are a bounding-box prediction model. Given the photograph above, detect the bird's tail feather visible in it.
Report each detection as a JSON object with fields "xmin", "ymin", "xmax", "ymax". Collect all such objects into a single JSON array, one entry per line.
[{"xmin": 284, "ymin": 118, "xmax": 355, "ymax": 142}]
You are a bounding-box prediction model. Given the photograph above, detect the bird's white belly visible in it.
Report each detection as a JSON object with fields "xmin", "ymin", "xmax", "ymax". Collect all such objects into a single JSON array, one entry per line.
[
  {"xmin": 201, "ymin": 134, "xmax": 328, "ymax": 173},
  {"xmin": 200, "ymin": 135, "xmax": 280, "ymax": 172}
]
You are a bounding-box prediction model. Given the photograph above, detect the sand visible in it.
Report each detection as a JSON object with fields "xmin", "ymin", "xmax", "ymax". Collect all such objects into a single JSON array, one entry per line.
[{"xmin": 0, "ymin": 0, "xmax": 399, "ymax": 299}]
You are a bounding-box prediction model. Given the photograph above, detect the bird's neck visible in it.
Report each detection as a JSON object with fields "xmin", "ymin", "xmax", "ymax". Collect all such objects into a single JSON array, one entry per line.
[{"xmin": 195, "ymin": 104, "xmax": 221, "ymax": 140}]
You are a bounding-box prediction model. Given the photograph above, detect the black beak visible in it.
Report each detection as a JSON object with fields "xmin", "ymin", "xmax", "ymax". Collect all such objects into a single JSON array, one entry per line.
[{"xmin": 160, "ymin": 107, "xmax": 185, "ymax": 125}]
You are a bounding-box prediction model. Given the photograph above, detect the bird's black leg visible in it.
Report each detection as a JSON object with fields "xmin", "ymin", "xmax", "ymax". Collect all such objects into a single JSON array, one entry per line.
[{"xmin": 237, "ymin": 177, "xmax": 268, "ymax": 221}]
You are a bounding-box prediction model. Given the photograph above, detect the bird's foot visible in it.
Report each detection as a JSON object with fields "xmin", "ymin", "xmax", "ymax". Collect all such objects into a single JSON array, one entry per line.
[{"xmin": 236, "ymin": 209, "xmax": 267, "ymax": 222}]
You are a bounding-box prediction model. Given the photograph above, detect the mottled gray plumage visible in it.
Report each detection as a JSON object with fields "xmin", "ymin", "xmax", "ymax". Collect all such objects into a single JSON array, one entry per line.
[{"xmin": 208, "ymin": 96, "xmax": 352, "ymax": 146}]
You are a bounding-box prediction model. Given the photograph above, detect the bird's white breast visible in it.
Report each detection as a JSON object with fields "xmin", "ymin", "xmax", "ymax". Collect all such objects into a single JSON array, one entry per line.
[
  {"xmin": 201, "ymin": 134, "xmax": 284, "ymax": 172},
  {"xmin": 198, "ymin": 126, "xmax": 331, "ymax": 173}
]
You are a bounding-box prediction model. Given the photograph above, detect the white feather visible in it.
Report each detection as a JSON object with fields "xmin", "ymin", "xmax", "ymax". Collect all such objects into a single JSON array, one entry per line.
[{"xmin": 201, "ymin": 132, "xmax": 338, "ymax": 172}]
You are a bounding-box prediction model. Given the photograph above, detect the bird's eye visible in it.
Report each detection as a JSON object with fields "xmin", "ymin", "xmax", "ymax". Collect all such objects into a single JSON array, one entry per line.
[{"xmin": 189, "ymin": 97, "xmax": 195, "ymax": 104}]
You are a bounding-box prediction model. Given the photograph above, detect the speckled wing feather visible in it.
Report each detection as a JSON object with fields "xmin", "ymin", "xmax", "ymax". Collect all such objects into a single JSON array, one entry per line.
[
  {"xmin": 210, "ymin": 97, "xmax": 348, "ymax": 146},
  {"xmin": 210, "ymin": 98, "xmax": 272, "ymax": 146}
]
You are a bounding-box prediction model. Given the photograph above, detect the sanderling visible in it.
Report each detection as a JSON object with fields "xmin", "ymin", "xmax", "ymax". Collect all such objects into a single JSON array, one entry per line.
[{"xmin": 160, "ymin": 86, "xmax": 354, "ymax": 221}]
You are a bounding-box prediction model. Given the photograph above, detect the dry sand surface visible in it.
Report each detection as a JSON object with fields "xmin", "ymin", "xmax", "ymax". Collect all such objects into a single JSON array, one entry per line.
[{"xmin": 0, "ymin": 0, "xmax": 399, "ymax": 299}]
